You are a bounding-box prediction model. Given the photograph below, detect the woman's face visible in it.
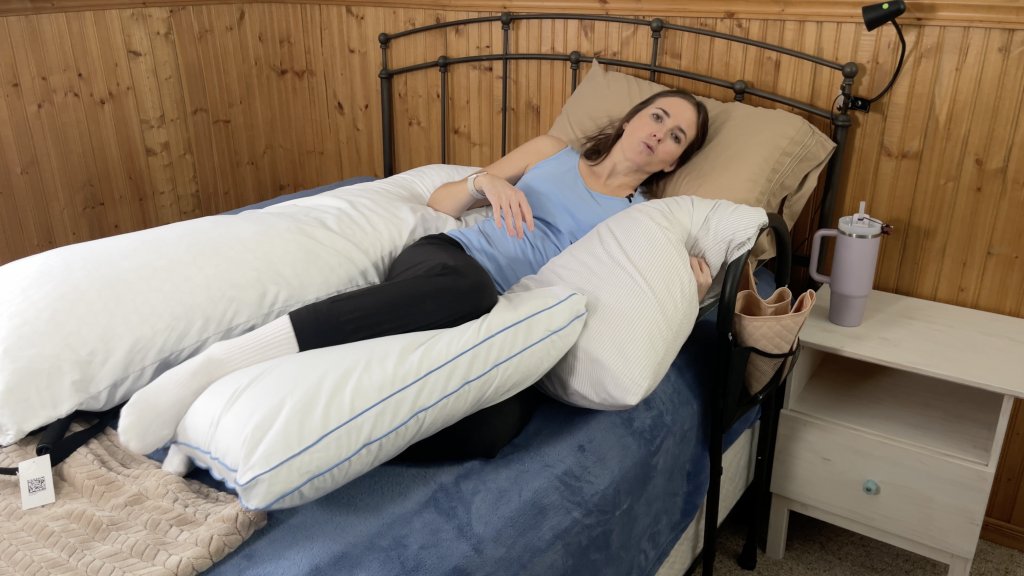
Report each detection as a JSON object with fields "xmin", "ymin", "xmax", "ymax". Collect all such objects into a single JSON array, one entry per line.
[{"xmin": 620, "ymin": 97, "xmax": 700, "ymax": 174}]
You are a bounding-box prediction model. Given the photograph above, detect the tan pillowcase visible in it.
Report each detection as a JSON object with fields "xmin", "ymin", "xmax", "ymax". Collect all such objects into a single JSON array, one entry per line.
[{"xmin": 548, "ymin": 62, "xmax": 835, "ymax": 235}]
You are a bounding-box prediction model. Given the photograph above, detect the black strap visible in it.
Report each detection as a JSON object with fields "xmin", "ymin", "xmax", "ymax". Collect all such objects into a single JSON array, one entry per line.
[{"xmin": 0, "ymin": 406, "xmax": 121, "ymax": 476}]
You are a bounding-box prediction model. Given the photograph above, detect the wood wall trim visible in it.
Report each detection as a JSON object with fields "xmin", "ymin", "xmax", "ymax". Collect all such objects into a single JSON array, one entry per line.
[
  {"xmin": 982, "ymin": 518, "xmax": 1024, "ymax": 552},
  {"xmin": 3, "ymin": 0, "xmax": 1024, "ymax": 29}
]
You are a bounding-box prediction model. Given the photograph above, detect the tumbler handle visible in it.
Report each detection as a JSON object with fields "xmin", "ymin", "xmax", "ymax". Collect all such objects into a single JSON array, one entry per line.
[{"xmin": 809, "ymin": 228, "xmax": 838, "ymax": 284}]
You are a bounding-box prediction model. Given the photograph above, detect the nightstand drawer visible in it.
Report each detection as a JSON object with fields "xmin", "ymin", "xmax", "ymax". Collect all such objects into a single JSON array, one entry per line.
[{"xmin": 771, "ymin": 411, "xmax": 992, "ymax": 557}]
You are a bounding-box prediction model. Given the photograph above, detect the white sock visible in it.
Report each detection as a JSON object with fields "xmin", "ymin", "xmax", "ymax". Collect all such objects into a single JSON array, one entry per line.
[
  {"xmin": 162, "ymin": 444, "xmax": 195, "ymax": 476},
  {"xmin": 118, "ymin": 315, "xmax": 300, "ymax": 455}
]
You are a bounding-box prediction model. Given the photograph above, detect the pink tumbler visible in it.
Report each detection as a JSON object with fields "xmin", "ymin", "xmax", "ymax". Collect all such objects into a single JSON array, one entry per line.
[{"xmin": 809, "ymin": 202, "xmax": 886, "ymax": 327}]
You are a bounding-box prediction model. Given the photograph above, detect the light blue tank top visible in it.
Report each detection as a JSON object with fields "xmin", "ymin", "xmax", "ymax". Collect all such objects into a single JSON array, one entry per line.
[{"xmin": 447, "ymin": 147, "xmax": 645, "ymax": 292}]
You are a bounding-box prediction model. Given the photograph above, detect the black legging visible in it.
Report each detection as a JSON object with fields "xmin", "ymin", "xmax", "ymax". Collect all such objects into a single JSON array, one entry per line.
[
  {"xmin": 288, "ymin": 234, "xmax": 499, "ymax": 352},
  {"xmin": 289, "ymin": 233, "xmax": 538, "ymax": 461}
]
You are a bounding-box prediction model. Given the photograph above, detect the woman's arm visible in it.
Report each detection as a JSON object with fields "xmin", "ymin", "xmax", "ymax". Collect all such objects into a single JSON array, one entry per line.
[{"xmin": 427, "ymin": 135, "xmax": 565, "ymax": 238}]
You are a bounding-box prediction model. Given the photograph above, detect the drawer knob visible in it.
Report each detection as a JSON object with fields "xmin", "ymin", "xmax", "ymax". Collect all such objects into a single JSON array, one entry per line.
[{"xmin": 862, "ymin": 479, "xmax": 881, "ymax": 495}]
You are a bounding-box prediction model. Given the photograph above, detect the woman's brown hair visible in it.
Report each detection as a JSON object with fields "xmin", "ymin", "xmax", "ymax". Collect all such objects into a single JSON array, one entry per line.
[{"xmin": 580, "ymin": 89, "xmax": 709, "ymax": 199}]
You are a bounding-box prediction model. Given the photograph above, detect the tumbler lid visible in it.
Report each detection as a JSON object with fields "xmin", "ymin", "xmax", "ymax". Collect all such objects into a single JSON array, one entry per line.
[{"xmin": 839, "ymin": 201, "xmax": 884, "ymax": 238}]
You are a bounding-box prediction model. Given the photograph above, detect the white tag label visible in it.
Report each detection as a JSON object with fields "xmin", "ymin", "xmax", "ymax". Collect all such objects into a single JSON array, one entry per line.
[{"xmin": 19, "ymin": 454, "xmax": 56, "ymax": 510}]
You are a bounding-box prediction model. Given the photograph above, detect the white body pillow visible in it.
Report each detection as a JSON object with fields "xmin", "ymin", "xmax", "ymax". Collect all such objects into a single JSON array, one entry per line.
[
  {"xmin": 510, "ymin": 196, "xmax": 767, "ymax": 410},
  {"xmin": 0, "ymin": 165, "xmax": 477, "ymax": 446},
  {"xmin": 173, "ymin": 287, "xmax": 586, "ymax": 511}
]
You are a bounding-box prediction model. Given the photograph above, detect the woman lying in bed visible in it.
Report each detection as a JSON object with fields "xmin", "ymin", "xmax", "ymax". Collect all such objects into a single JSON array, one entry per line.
[{"xmin": 117, "ymin": 89, "xmax": 712, "ymax": 457}]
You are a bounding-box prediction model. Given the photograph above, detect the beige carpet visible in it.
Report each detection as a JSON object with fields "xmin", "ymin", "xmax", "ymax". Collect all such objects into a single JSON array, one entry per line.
[
  {"xmin": 699, "ymin": 512, "xmax": 1024, "ymax": 576},
  {"xmin": 1, "ymin": 426, "xmax": 266, "ymax": 576}
]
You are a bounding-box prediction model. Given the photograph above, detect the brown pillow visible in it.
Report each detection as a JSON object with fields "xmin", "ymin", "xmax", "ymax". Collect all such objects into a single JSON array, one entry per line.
[{"xmin": 548, "ymin": 62, "xmax": 835, "ymax": 233}]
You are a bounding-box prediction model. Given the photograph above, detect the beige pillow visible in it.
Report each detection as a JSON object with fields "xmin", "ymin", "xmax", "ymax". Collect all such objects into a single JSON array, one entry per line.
[{"xmin": 548, "ymin": 62, "xmax": 835, "ymax": 233}]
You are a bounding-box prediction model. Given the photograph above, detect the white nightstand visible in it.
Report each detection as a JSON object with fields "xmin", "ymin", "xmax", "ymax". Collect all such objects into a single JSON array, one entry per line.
[{"xmin": 766, "ymin": 286, "xmax": 1024, "ymax": 576}]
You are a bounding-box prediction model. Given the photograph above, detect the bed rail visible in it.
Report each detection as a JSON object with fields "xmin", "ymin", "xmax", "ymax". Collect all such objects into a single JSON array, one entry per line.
[
  {"xmin": 379, "ymin": 12, "xmax": 858, "ymax": 231},
  {"xmin": 707, "ymin": 212, "xmax": 796, "ymax": 574}
]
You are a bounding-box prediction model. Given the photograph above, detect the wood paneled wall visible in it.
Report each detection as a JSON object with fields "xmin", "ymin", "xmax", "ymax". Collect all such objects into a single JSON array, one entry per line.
[
  {"xmin": 0, "ymin": 4, "xmax": 387, "ymax": 259},
  {"xmin": 1, "ymin": 0, "xmax": 1023, "ymax": 549},
  {"xmin": 2, "ymin": 3, "xmax": 1022, "ymax": 313}
]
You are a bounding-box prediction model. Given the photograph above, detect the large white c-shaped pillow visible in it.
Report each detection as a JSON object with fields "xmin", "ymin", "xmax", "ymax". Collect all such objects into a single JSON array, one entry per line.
[
  {"xmin": 0, "ymin": 165, "xmax": 477, "ymax": 446},
  {"xmin": 173, "ymin": 287, "xmax": 586, "ymax": 511}
]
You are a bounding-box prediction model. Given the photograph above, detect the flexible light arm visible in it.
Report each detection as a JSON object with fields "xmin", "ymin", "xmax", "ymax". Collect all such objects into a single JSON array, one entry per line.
[
  {"xmin": 851, "ymin": 1, "xmax": 908, "ymax": 112},
  {"xmin": 866, "ymin": 20, "xmax": 906, "ymax": 103}
]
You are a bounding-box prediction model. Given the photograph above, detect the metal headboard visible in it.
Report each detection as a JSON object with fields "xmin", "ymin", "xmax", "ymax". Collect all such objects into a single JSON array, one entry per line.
[{"xmin": 378, "ymin": 12, "xmax": 859, "ymax": 232}]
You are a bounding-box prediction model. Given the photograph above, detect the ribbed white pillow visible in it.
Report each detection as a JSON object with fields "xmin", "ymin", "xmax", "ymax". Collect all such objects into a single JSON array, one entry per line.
[
  {"xmin": 172, "ymin": 287, "xmax": 586, "ymax": 511},
  {"xmin": 0, "ymin": 165, "xmax": 477, "ymax": 446},
  {"xmin": 510, "ymin": 196, "xmax": 767, "ymax": 410}
]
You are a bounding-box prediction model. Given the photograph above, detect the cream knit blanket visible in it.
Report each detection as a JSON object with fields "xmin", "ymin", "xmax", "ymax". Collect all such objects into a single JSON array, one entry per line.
[{"xmin": 1, "ymin": 426, "xmax": 266, "ymax": 575}]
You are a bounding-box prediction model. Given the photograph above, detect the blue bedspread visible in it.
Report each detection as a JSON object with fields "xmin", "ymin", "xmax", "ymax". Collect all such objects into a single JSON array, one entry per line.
[{"xmin": 203, "ymin": 317, "xmax": 755, "ymax": 576}]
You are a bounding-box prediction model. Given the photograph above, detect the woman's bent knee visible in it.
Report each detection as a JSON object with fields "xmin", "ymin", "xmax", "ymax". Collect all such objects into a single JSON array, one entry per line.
[{"xmin": 439, "ymin": 263, "xmax": 498, "ymax": 322}]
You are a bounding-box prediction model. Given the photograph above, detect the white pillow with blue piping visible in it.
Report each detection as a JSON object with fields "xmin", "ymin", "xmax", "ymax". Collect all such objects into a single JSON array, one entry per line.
[{"xmin": 171, "ymin": 286, "xmax": 586, "ymax": 511}]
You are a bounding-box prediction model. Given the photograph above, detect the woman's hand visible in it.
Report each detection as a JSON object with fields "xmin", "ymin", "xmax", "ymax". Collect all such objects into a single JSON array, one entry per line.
[
  {"xmin": 476, "ymin": 173, "xmax": 535, "ymax": 239},
  {"xmin": 426, "ymin": 135, "xmax": 563, "ymax": 226},
  {"xmin": 690, "ymin": 256, "xmax": 712, "ymax": 302}
]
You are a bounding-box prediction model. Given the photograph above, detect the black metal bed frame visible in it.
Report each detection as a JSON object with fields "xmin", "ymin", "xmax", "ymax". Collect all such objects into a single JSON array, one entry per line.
[
  {"xmin": 378, "ymin": 12, "xmax": 858, "ymax": 233},
  {"xmin": 378, "ymin": 12, "xmax": 858, "ymax": 576}
]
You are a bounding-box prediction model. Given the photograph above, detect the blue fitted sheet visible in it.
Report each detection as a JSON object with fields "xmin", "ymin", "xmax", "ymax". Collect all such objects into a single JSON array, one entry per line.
[{"xmin": 197, "ymin": 177, "xmax": 762, "ymax": 575}]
